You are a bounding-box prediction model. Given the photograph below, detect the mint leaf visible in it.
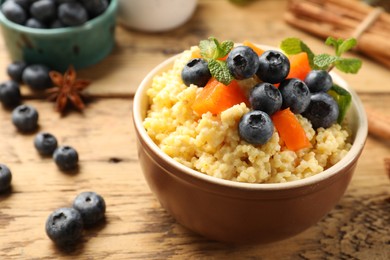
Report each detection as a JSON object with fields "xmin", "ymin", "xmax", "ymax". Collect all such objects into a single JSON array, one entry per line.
[
  {"xmin": 335, "ymin": 58, "xmax": 362, "ymax": 74},
  {"xmin": 280, "ymin": 37, "xmax": 315, "ymax": 68},
  {"xmin": 219, "ymin": 40, "xmax": 234, "ymax": 58},
  {"xmin": 325, "ymin": 37, "xmax": 358, "ymax": 57},
  {"xmin": 325, "ymin": 37, "xmax": 343, "ymax": 52},
  {"xmin": 338, "ymin": 38, "xmax": 357, "ymax": 56},
  {"xmin": 199, "ymin": 37, "xmax": 233, "ymax": 60},
  {"xmin": 328, "ymin": 84, "xmax": 352, "ymax": 124},
  {"xmin": 313, "ymin": 54, "xmax": 339, "ymax": 70},
  {"xmin": 208, "ymin": 59, "xmax": 233, "ymax": 85},
  {"xmin": 325, "ymin": 37, "xmax": 340, "ymax": 46},
  {"xmin": 199, "ymin": 38, "xmax": 219, "ymax": 60}
]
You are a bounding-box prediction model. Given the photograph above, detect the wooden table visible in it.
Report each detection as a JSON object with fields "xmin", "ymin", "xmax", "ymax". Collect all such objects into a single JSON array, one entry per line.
[{"xmin": 1, "ymin": 0, "xmax": 389, "ymax": 259}]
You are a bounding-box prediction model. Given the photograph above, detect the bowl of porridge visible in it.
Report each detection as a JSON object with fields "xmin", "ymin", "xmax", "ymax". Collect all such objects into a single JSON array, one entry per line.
[{"xmin": 132, "ymin": 41, "xmax": 368, "ymax": 244}]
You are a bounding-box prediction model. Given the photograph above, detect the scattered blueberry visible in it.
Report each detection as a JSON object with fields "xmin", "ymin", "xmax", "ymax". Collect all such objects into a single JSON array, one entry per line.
[
  {"xmin": 304, "ymin": 70, "xmax": 333, "ymax": 93},
  {"xmin": 22, "ymin": 64, "xmax": 52, "ymax": 90},
  {"xmin": 302, "ymin": 92, "xmax": 339, "ymax": 129},
  {"xmin": 7, "ymin": 61, "xmax": 27, "ymax": 83},
  {"xmin": 238, "ymin": 110, "xmax": 274, "ymax": 145},
  {"xmin": 181, "ymin": 58, "xmax": 211, "ymax": 88},
  {"xmin": 30, "ymin": 0, "xmax": 57, "ymax": 23},
  {"xmin": 227, "ymin": 46, "xmax": 259, "ymax": 80},
  {"xmin": 72, "ymin": 191, "xmax": 106, "ymax": 226},
  {"xmin": 45, "ymin": 207, "xmax": 84, "ymax": 246},
  {"xmin": 25, "ymin": 18, "xmax": 46, "ymax": 28},
  {"xmin": 279, "ymin": 78, "xmax": 311, "ymax": 114},
  {"xmin": 12, "ymin": 104, "xmax": 39, "ymax": 133},
  {"xmin": 79, "ymin": 0, "xmax": 108, "ymax": 18},
  {"xmin": 249, "ymin": 82, "xmax": 282, "ymax": 115},
  {"xmin": 34, "ymin": 132, "xmax": 58, "ymax": 156},
  {"xmin": 53, "ymin": 146, "xmax": 79, "ymax": 171},
  {"xmin": 256, "ymin": 50, "xmax": 290, "ymax": 84},
  {"xmin": 58, "ymin": 2, "xmax": 89, "ymax": 26},
  {"xmin": 0, "ymin": 80, "xmax": 21, "ymax": 108},
  {"xmin": 0, "ymin": 164, "xmax": 12, "ymax": 193},
  {"xmin": 1, "ymin": 1, "xmax": 27, "ymax": 25}
]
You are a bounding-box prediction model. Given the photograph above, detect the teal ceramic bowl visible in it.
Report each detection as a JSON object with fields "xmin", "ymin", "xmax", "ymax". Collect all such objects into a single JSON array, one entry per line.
[{"xmin": 0, "ymin": 0, "xmax": 118, "ymax": 71}]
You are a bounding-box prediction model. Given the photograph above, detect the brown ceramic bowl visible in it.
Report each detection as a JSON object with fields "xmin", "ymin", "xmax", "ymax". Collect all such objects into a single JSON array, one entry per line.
[{"xmin": 132, "ymin": 48, "xmax": 368, "ymax": 244}]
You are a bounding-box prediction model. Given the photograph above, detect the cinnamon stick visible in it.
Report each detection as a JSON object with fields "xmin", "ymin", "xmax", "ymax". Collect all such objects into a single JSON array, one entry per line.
[
  {"xmin": 286, "ymin": 0, "xmax": 390, "ymax": 69},
  {"xmin": 384, "ymin": 157, "xmax": 390, "ymax": 179},
  {"xmin": 365, "ymin": 106, "xmax": 390, "ymax": 140}
]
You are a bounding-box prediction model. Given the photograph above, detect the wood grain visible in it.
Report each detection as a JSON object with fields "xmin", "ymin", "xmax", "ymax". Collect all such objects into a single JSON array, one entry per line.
[{"xmin": 0, "ymin": 0, "xmax": 389, "ymax": 259}]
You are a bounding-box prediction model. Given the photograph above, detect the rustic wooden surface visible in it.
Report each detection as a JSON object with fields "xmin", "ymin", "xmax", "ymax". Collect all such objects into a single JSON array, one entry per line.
[{"xmin": 0, "ymin": 0, "xmax": 389, "ymax": 259}]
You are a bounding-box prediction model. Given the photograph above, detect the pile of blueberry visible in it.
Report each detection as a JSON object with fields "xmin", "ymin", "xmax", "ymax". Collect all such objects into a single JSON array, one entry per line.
[
  {"xmin": 181, "ymin": 46, "xmax": 339, "ymax": 145},
  {"xmin": 1, "ymin": 0, "xmax": 109, "ymax": 29},
  {"xmin": 46, "ymin": 191, "xmax": 106, "ymax": 246}
]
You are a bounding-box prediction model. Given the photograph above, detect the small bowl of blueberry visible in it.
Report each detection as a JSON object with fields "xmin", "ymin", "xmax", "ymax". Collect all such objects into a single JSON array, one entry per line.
[{"xmin": 0, "ymin": 0, "xmax": 118, "ymax": 71}]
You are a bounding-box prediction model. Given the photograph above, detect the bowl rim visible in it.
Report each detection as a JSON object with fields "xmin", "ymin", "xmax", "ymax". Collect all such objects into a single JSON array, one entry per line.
[
  {"xmin": 133, "ymin": 44, "xmax": 368, "ymax": 191},
  {"xmin": 0, "ymin": 0, "xmax": 118, "ymax": 35}
]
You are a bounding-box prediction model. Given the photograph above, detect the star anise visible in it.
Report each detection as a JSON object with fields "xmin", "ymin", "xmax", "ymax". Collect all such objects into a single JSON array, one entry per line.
[{"xmin": 46, "ymin": 65, "xmax": 91, "ymax": 113}]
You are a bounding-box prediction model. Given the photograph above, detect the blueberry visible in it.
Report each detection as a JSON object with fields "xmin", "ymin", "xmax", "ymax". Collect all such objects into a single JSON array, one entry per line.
[
  {"xmin": 30, "ymin": 0, "xmax": 56, "ymax": 23},
  {"xmin": 34, "ymin": 132, "xmax": 58, "ymax": 156},
  {"xmin": 12, "ymin": 0, "xmax": 31, "ymax": 10},
  {"xmin": 53, "ymin": 146, "xmax": 79, "ymax": 171},
  {"xmin": 12, "ymin": 104, "xmax": 39, "ymax": 132},
  {"xmin": 55, "ymin": 0, "xmax": 77, "ymax": 4},
  {"xmin": 239, "ymin": 110, "xmax": 274, "ymax": 145},
  {"xmin": 304, "ymin": 70, "xmax": 333, "ymax": 93},
  {"xmin": 7, "ymin": 61, "xmax": 27, "ymax": 83},
  {"xmin": 45, "ymin": 207, "xmax": 84, "ymax": 246},
  {"xmin": 22, "ymin": 64, "xmax": 52, "ymax": 90},
  {"xmin": 227, "ymin": 46, "xmax": 259, "ymax": 80},
  {"xmin": 256, "ymin": 50, "xmax": 290, "ymax": 84},
  {"xmin": 58, "ymin": 2, "xmax": 89, "ymax": 26},
  {"xmin": 72, "ymin": 191, "xmax": 106, "ymax": 226},
  {"xmin": 79, "ymin": 0, "xmax": 108, "ymax": 18},
  {"xmin": 249, "ymin": 82, "xmax": 282, "ymax": 115},
  {"xmin": 50, "ymin": 19, "xmax": 66, "ymax": 28},
  {"xmin": 25, "ymin": 18, "xmax": 46, "ymax": 28},
  {"xmin": 0, "ymin": 164, "xmax": 12, "ymax": 193},
  {"xmin": 0, "ymin": 80, "xmax": 21, "ymax": 108},
  {"xmin": 302, "ymin": 92, "xmax": 339, "ymax": 129},
  {"xmin": 181, "ymin": 58, "xmax": 211, "ymax": 88},
  {"xmin": 1, "ymin": 1, "xmax": 27, "ymax": 24},
  {"xmin": 279, "ymin": 78, "xmax": 311, "ymax": 114}
]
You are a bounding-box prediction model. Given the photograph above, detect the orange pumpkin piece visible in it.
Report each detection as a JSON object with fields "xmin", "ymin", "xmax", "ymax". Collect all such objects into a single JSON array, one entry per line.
[
  {"xmin": 192, "ymin": 78, "xmax": 248, "ymax": 115},
  {"xmin": 243, "ymin": 40, "xmax": 265, "ymax": 56},
  {"xmin": 286, "ymin": 52, "xmax": 311, "ymax": 81},
  {"xmin": 271, "ymin": 108, "xmax": 312, "ymax": 151}
]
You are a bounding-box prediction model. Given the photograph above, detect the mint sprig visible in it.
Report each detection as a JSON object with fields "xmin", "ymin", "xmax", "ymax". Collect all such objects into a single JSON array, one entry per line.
[
  {"xmin": 280, "ymin": 36, "xmax": 362, "ymax": 74},
  {"xmin": 314, "ymin": 37, "xmax": 362, "ymax": 73},
  {"xmin": 199, "ymin": 37, "xmax": 234, "ymax": 85}
]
